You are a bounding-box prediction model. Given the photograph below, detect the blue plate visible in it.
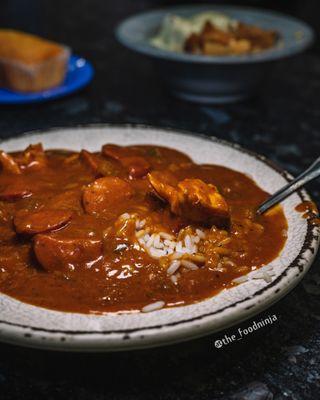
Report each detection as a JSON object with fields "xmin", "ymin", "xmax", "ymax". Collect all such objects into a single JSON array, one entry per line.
[{"xmin": 0, "ymin": 55, "xmax": 94, "ymax": 104}]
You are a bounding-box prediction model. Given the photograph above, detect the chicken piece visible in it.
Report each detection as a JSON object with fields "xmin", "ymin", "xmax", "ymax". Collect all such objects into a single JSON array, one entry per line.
[
  {"xmin": 21, "ymin": 143, "xmax": 47, "ymax": 170},
  {"xmin": 14, "ymin": 209, "xmax": 72, "ymax": 235},
  {"xmin": 148, "ymin": 172, "xmax": 230, "ymax": 228},
  {"xmin": 34, "ymin": 234, "xmax": 102, "ymax": 273},
  {"xmin": 0, "ymin": 150, "xmax": 21, "ymax": 174},
  {"xmin": 11, "ymin": 143, "xmax": 48, "ymax": 171},
  {"xmin": 82, "ymin": 177, "xmax": 135, "ymax": 215}
]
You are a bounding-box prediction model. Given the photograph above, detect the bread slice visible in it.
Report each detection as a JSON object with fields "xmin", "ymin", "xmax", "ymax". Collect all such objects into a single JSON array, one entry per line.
[{"xmin": 0, "ymin": 29, "xmax": 70, "ymax": 92}]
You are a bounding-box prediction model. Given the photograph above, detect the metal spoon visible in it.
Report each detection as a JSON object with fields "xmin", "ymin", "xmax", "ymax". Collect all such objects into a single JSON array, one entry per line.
[{"xmin": 256, "ymin": 156, "xmax": 320, "ymax": 215}]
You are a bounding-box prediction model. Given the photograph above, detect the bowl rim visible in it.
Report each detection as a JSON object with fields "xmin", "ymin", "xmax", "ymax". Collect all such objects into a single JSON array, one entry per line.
[
  {"xmin": 116, "ymin": 4, "xmax": 315, "ymax": 64},
  {"xmin": 0, "ymin": 124, "xmax": 319, "ymax": 351}
]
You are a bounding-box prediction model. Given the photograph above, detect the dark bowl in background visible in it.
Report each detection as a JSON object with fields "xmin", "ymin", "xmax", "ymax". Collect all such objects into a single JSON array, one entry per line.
[{"xmin": 116, "ymin": 4, "xmax": 314, "ymax": 104}]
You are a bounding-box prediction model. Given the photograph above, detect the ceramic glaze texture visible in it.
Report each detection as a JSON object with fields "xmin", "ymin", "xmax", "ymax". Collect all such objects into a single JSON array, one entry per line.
[{"xmin": 0, "ymin": 126, "xmax": 318, "ymax": 351}]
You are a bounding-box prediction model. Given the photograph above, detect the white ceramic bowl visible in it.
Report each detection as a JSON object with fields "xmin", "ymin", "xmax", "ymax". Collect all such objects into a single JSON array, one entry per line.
[{"xmin": 0, "ymin": 125, "xmax": 318, "ymax": 351}]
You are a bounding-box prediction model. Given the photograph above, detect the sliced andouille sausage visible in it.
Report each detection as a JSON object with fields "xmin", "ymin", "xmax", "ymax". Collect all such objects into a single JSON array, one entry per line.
[
  {"xmin": 101, "ymin": 144, "xmax": 125, "ymax": 161},
  {"xmin": 80, "ymin": 150, "xmax": 120, "ymax": 177},
  {"xmin": 0, "ymin": 182, "xmax": 32, "ymax": 201},
  {"xmin": 0, "ymin": 151, "xmax": 21, "ymax": 174},
  {"xmin": 33, "ymin": 234, "xmax": 103, "ymax": 273},
  {"xmin": 102, "ymin": 145, "xmax": 150, "ymax": 179},
  {"xmin": 120, "ymin": 156, "xmax": 151, "ymax": 179},
  {"xmin": 46, "ymin": 190, "xmax": 82, "ymax": 212},
  {"xmin": 80, "ymin": 150, "xmax": 100, "ymax": 174},
  {"xmin": 82, "ymin": 177, "xmax": 135, "ymax": 215},
  {"xmin": 14, "ymin": 209, "xmax": 73, "ymax": 235}
]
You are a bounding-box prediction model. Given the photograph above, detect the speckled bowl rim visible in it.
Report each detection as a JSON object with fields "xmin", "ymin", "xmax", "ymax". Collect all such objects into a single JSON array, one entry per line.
[
  {"xmin": 0, "ymin": 124, "xmax": 319, "ymax": 352},
  {"xmin": 116, "ymin": 4, "xmax": 314, "ymax": 64}
]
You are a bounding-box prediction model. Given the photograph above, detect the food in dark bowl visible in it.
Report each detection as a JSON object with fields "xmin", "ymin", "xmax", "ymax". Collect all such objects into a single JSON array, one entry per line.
[
  {"xmin": 116, "ymin": 5, "xmax": 314, "ymax": 104},
  {"xmin": 151, "ymin": 11, "xmax": 278, "ymax": 56}
]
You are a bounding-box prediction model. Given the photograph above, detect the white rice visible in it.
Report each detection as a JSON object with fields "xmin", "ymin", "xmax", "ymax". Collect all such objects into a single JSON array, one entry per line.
[
  {"xmin": 232, "ymin": 275, "xmax": 249, "ymax": 284},
  {"xmin": 135, "ymin": 219, "xmax": 146, "ymax": 230},
  {"xmin": 120, "ymin": 213, "xmax": 131, "ymax": 220},
  {"xmin": 125, "ymin": 215, "xmax": 277, "ymax": 291},
  {"xmin": 167, "ymin": 260, "xmax": 181, "ymax": 275},
  {"xmin": 170, "ymin": 274, "xmax": 178, "ymax": 284},
  {"xmin": 232, "ymin": 265, "xmax": 276, "ymax": 285},
  {"xmin": 136, "ymin": 219, "xmax": 206, "ymax": 262},
  {"xmin": 149, "ymin": 247, "xmax": 166, "ymax": 259},
  {"xmin": 181, "ymin": 260, "xmax": 199, "ymax": 270},
  {"xmin": 196, "ymin": 229, "xmax": 205, "ymax": 239},
  {"xmin": 160, "ymin": 232, "xmax": 174, "ymax": 240},
  {"xmin": 142, "ymin": 300, "xmax": 165, "ymax": 313}
]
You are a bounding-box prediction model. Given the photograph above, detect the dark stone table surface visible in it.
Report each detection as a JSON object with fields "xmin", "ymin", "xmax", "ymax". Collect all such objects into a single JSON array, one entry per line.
[{"xmin": 1, "ymin": 1, "xmax": 320, "ymax": 399}]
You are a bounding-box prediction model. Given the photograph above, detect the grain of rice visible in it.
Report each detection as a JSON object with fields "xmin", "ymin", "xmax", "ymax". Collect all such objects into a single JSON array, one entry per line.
[
  {"xmin": 196, "ymin": 229, "xmax": 205, "ymax": 239},
  {"xmin": 135, "ymin": 219, "xmax": 146, "ymax": 230},
  {"xmin": 223, "ymin": 259, "xmax": 236, "ymax": 267},
  {"xmin": 160, "ymin": 232, "xmax": 174, "ymax": 240},
  {"xmin": 142, "ymin": 300, "xmax": 165, "ymax": 313},
  {"xmin": 259, "ymin": 265, "xmax": 274, "ymax": 273},
  {"xmin": 252, "ymin": 270, "xmax": 273, "ymax": 282},
  {"xmin": 171, "ymin": 252, "xmax": 183, "ymax": 260},
  {"xmin": 181, "ymin": 260, "xmax": 199, "ymax": 270},
  {"xmin": 219, "ymin": 237, "xmax": 232, "ymax": 246},
  {"xmin": 153, "ymin": 234, "xmax": 161, "ymax": 248},
  {"xmin": 136, "ymin": 229, "xmax": 146, "ymax": 239},
  {"xmin": 146, "ymin": 234, "xmax": 155, "ymax": 248},
  {"xmin": 185, "ymin": 235, "xmax": 192, "ymax": 249},
  {"xmin": 149, "ymin": 247, "xmax": 166, "ymax": 259},
  {"xmin": 185, "ymin": 253, "xmax": 206, "ymax": 263},
  {"xmin": 213, "ymin": 247, "xmax": 231, "ymax": 255},
  {"xmin": 175, "ymin": 242, "xmax": 183, "ymax": 253},
  {"xmin": 167, "ymin": 260, "xmax": 181, "ymax": 275},
  {"xmin": 262, "ymin": 272, "xmax": 272, "ymax": 282},
  {"xmin": 164, "ymin": 239, "xmax": 175, "ymax": 249},
  {"xmin": 232, "ymin": 275, "xmax": 249, "ymax": 284},
  {"xmin": 120, "ymin": 213, "xmax": 131, "ymax": 220},
  {"xmin": 252, "ymin": 272, "xmax": 264, "ymax": 279},
  {"xmin": 170, "ymin": 275, "xmax": 178, "ymax": 284},
  {"xmin": 193, "ymin": 236, "xmax": 200, "ymax": 244}
]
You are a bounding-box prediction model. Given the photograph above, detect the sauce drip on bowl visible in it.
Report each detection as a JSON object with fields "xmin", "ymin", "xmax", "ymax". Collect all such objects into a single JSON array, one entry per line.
[
  {"xmin": 295, "ymin": 201, "xmax": 320, "ymax": 226},
  {"xmin": 0, "ymin": 144, "xmax": 288, "ymax": 313}
]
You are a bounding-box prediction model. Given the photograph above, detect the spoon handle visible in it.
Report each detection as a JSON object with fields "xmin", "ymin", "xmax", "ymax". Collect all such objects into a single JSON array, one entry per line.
[{"xmin": 256, "ymin": 156, "xmax": 320, "ymax": 215}]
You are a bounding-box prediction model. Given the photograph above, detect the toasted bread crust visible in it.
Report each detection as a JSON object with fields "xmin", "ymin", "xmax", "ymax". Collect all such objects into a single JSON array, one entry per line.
[
  {"xmin": 0, "ymin": 29, "xmax": 64, "ymax": 64},
  {"xmin": 0, "ymin": 29, "xmax": 70, "ymax": 92}
]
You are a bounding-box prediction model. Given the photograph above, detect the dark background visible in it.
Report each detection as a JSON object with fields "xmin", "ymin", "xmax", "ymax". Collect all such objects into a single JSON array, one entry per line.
[{"xmin": 1, "ymin": 1, "xmax": 320, "ymax": 399}]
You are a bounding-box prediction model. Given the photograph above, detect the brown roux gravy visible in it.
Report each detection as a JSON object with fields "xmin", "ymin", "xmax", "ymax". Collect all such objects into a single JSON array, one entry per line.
[{"xmin": 0, "ymin": 144, "xmax": 288, "ymax": 313}]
